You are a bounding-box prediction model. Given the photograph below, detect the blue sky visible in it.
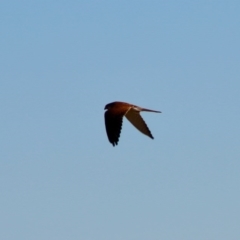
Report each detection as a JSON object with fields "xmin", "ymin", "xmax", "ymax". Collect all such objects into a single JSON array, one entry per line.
[{"xmin": 1, "ymin": 1, "xmax": 240, "ymax": 239}]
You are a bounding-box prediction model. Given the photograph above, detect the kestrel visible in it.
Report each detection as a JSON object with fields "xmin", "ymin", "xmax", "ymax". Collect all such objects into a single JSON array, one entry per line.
[{"xmin": 104, "ymin": 101, "xmax": 161, "ymax": 146}]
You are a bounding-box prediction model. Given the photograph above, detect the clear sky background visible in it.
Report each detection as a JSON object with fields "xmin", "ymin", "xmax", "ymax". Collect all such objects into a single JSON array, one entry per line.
[{"xmin": 1, "ymin": 1, "xmax": 240, "ymax": 240}]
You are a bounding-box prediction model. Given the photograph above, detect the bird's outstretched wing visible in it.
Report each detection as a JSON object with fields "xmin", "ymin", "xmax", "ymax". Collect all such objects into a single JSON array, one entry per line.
[
  {"xmin": 104, "ymin": 109, "xmax": 127, "ymax": 146},
  {"xmin": 125, "ymin": 108, "xmax": 154, "ymax": 139}
]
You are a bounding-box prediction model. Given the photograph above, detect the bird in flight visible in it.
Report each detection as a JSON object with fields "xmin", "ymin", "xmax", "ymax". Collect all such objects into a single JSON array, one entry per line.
[{"xmin": 104, "ymin": 101, "xmax": 161, "ymax": 146}]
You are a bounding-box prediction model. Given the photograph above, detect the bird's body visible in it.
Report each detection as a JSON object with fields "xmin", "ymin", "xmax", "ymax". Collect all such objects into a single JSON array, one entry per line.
[{"xmin": 104, "ymin": 101, "xmax": 161, "ymax": 146}]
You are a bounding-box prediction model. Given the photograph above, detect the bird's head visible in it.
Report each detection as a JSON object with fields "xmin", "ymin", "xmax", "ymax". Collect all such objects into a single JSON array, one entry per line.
[
  {"xmin": 104, "ymin": 103, "xmax": 110, "ymax": 110},
  {"xmin": 104, "ymin": 102, "xmax": 115, "ymax": 110}
]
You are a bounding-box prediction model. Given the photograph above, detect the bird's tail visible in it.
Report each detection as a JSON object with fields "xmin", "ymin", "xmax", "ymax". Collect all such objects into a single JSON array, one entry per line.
[{"xmin": 141, "ymin": 108, "xmax": 161, "ymax": 113}]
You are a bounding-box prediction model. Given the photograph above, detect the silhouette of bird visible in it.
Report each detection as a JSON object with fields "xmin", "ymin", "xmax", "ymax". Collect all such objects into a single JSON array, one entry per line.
[{"xmin": 104, "ymin": 101, "xmax": 161, "ymax": 146}]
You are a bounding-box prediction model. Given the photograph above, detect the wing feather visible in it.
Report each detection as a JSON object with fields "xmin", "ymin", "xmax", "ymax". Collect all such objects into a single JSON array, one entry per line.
[
  {"xmin": 104, "ymin": 110, "xmax": 124, "ymax": 146},
  {"xmin": 125, "ymin": 108, "xmax": 154, "ymax": 139}
]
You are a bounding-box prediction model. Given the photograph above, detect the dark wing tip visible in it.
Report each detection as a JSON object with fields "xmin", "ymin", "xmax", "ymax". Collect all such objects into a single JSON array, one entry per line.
[
  {"xmin": 148, "ymin": 130, "xmax": 154, "ymax": 139},
  {"xmin": 111, "ymin": 141, "xmax": 118, "ymax": 147}
]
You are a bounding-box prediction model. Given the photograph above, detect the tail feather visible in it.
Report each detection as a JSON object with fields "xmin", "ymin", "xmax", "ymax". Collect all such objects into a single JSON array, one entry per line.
[{"xmin": 141, "ymin": 108, "xmax": 161, "ymax": 113}]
